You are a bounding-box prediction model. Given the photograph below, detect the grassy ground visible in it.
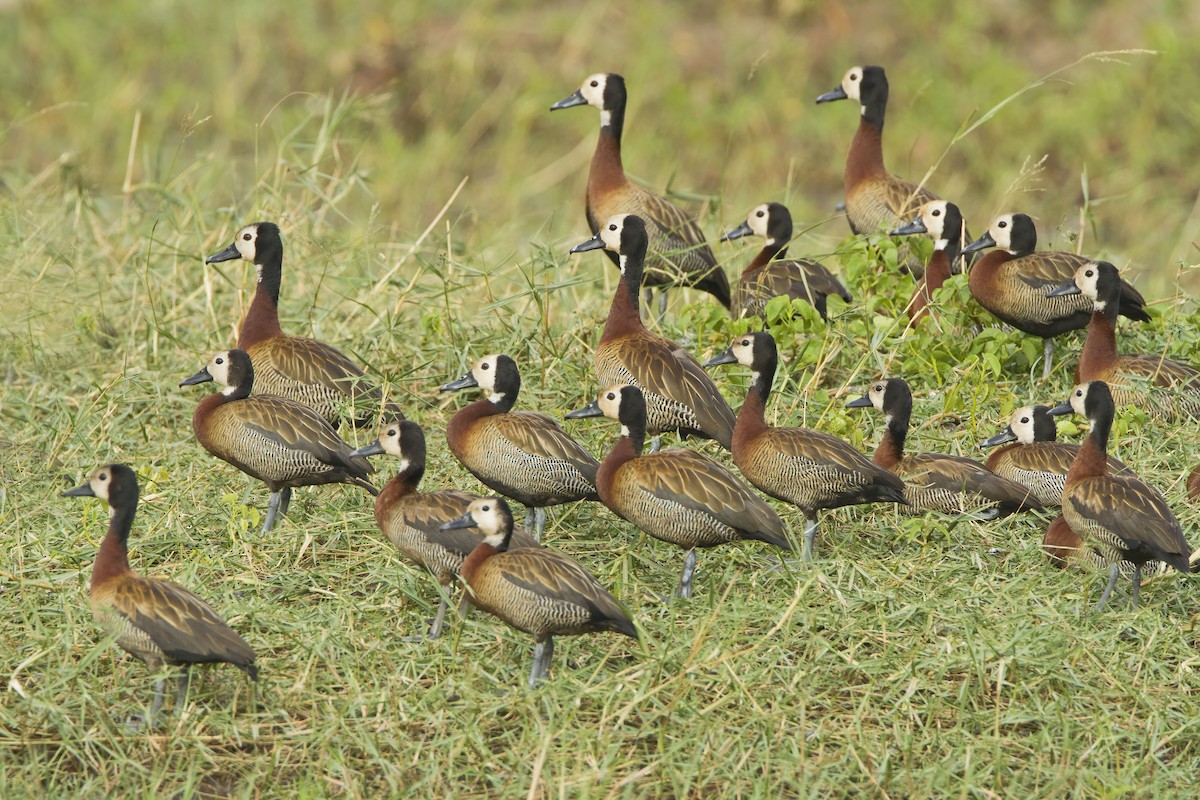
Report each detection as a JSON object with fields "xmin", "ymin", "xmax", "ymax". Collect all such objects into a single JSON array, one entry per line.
[{"xmin": 4, "ymin": 0, "xmax": 1200, "ymax": 796}]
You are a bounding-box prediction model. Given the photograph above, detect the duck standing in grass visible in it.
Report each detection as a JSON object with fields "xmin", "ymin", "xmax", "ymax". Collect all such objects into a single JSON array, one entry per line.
[
  {"xmin": 440, "ymin": 353, "xmax": 600, "ymax": 541},
  {"xmin": 567, "ymin": 384, "xmax": 790, "ymax": 598},
  {"xmin": 181, "ymin": 349, "xmax": 377, "ymax": 532},
  {"xmin": 441, "ymin": 497, "xmax": 637, "ymax": 687},
  {"xmin": 205, "ymin": 222, "xmax": 393, "ymax": 426},
  {"xmin": 551, "ymin": 72, "xmax": 730, "ymax": 312},
  {"xmin": 1047, "ymin": 381, "xmax": 1193, "ymax": 610},
  {"xmin": 704, "ymin": 332, "xmax": 906, "ymax": 559},
  {"xmin": 350, "ymin": 419, "xmax": 540, "ymax": 639},
  {"xmin": 571, "ymin": 213, "xmax": 735, "ymax": 452},
  {"xmin": 816, "ymin": 65, "xmax": 962, "ymax": 277},
  {"xmin": 63, "ymin": 464, "xmax": 257, "ymax": 729}
]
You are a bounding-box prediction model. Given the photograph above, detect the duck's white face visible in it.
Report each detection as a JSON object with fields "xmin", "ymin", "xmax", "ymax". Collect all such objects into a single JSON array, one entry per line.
[
  {"xmin": 86, "ymin": 466, "xmax": 114, "ymax": 502},
  {"xmin": 1008, "ymin": 406, "xmax": 1039, "ymax": 445},
  {"xmin": 207, "ymin": 350, "xmax": 238, "ymax": 394},
  {"xmin": 744, "ymin": 204, "xmax": 772, "ymax": 241},
  {"xmin": 919, "ymin": 201, "xmax": 950, "ymax": 245},
  {"xmin": 465, "ymin": 497, "xmax": 507, "ymax": 544},
  {"xmin": 728, "ymin": 335, "xmax": 756, "ymax": 368},
  {"xmin": 232, "ymin": 224, "xmax": 260, "ymax": 263},
  {"xmin": 596, "ymin": 384, "xmax": 625, "ymax": 422},
  {"xmin": 1069, "ymin": 383, "xmax": 1092, "ymax": 417},
  {"xmin": 578, "ymin": 73, "xmax": 608, "ymax": 109},
  {"xmin": 376, "ymin": 423, "xmax": 403, "ymax": 456},
  {"xmin": 841, "ymin": 66, "xmax": 865, "ymax": 105},
  {"xmin": 1073, "ymin": 263, "xmax": 1103, "ymax": 306},
  {"xmin": 471, "ymin": 354, "xmax": 503, "ymax": 401},
  {"xmin": 987, "ymin": 214, "xmax": 1017, "ymax": 252},
  {"xmin": 864, "ymin": 380, "xmax": 888, "ymax": 413},
  {"xmin": 599, "ymin": 214, "xmax": 630, "ymax": 254}
]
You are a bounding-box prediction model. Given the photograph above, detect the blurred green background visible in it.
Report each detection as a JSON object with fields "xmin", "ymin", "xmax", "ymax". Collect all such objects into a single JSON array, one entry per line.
[{"xmin": 5, "ymin": 0, "xmax": 1199, "ymax": 290}]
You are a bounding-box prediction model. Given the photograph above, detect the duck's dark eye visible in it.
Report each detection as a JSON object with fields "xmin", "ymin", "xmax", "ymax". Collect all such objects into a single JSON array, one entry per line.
[
  {"xmin": 932, "ymin": 209, "xmax": 941, "ymax": 217},
  {"xmin": 1021, "ymin": 417, "xmax": 1030, "ymax": 424},
  {"xmin": 590, "ymin": 80, "xmax": 599, "ymax": 87},
  {"xmin": 242, "ymin": 233, "xmax": 252, "ymax": 241},
  {"xmin": 850, "ymin": 74, "xmax": 858, "ymax": 81},
  {"xmin": 387, "ymin": 429, "xmax": 397, "ymax": 437},
  {"xmin": 215, "ymin": 357, "xmax": 224, "ymax": 365},
  {"xmin": 1085, "ymin": 270, "xmax": 1094, "ymax": 278},
  {"xmin": 481, "ymin": 363, "xmax": 489, "ymax": 370},
  {"xmin": 756, "ymin": 210, "xmax": 765, "ymax": 218},
  {"xmin": 998, "ymin": 221, "xmax": 1007, "ymax": 229},
  {"xmin": 741, "ymin": 339, "xmax": 750, "ymax": 346},
  {"xmin": 481, "ymin": 504, "xmax": 491, "ymax": 512},
  {"xmin": 99, "ymin": 473, "xmax": 108, "ymax": 481},
  {"xmin": 606, "ymin": 392, "xmax": 616, "ymax": 400},
  {"xmin": 608, "ymin": 224, "xmax": 617, "ymax": 231}
]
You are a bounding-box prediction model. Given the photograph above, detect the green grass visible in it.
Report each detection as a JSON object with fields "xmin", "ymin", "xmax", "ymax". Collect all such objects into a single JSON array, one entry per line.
[{"xmin": 4, "ymin": 0, "xmax": 1200, "ymax": 796}]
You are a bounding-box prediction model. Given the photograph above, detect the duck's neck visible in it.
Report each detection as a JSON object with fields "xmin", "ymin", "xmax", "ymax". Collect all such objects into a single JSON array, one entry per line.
[
  {"xmin": 460, "ymin": 541, "xmax": 498, "ymax": 590},
  {"xmin": 734, "ymin": 361, "xmax": 773, "ymax": 451},
  {"xmin": 967, "ymin": 249, "xmax": 1012, "ymax": 291},
  {"xmin": 874, "ymin": 407, "xmax": 908, "ymax": 469},
  {"xmin": 602, "ymin": 271, "xmax": 644, "ymax": 340},
  {"xmin": 910, "ymin": 247, "xmax": 955, "ymax": 321},
  {"xmin": 1078, "ymin": 307, "xmax": 1119, "ymax": 382},
  {"xmin": 588, "ymin": 114, "xmax": 627, "ymax": 197},
  {"xmin": 91, "ymin": 505, "xmax": 134, "ymax": 588},
  {"xmin": 239, "ymin": 262, "xmax": 284, "ymax": 348},
  {"xmin": 846, "ymin": 115, "xmax": 886, "ymax": 191},
  {"xmin": 447, "ymin": 398, "xmax": 503, "ymax": 446},
  {"xmin": 1066, "ymin": 414, "xmax": 1111, "ymax": 486}
]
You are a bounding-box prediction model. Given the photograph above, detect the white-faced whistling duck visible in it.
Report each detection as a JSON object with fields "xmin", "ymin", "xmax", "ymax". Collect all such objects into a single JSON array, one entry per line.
[
  {"xmin": 815, "ymin": 65, "xmax": 959, "ymax": 278},
  {"xmin": 1047, "ymin": 260, "xmax": 1200, "ymax": 420},
  {"xmin": 1047, "ymin": 380, "xmax": 1194, "ymax": 610},
  {"xmin": 206, "ymin": 222, "xmax": 394, "ymax": 427},
  {"xmin": 720, "ymin": 202, "xmax": 851, "ymax": 320},
  {"xmin": 180, "ymin": 349, "xmax": 377, "ymax": 533},
  {"xmin": 350, "ymin": 420, "xmax": 540, "ymax": 639},
  {"xmin": 961, "ymin": 215, "xmax": 1149, "ymax": 380},
  {"xmin": 63, "ymin": 464, "xmax": 257, "ymax": 729},
  {"xmin": 980, "ymin": 404, "xmax": 1133, "ymax": 506},
  {"xmin": 570, "ymin": 213, "xmax": 736, "ymax": 452},
  {"xmin": 551, "ymin": 73, "xmax": 730, "ymax": 313},
  {"xmin": 440, "ymin": 496, "xmax": 637, "ymax": 687},
  {"xmin": 890, "ymin": 200, "xmax": 967, "ymax": 324},
  {"xmin": 439, "ymin": 354, "xmax": 600, "ymax": 541},
  {"xmin": 703, "ymin": 332, "xmax": 906, "ymax": 559},
  {"xmin": 846, "ymin": 378, "xmax": 1042, "ymax": 518},
  {"xmin": 566, "ymin": 384, "xmax": 790, "ymax": 598}
]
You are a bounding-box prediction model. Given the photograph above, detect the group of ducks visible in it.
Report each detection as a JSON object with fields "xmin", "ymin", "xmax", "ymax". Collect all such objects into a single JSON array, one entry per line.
[{"xmin": 63, "ymin": 66, "xmax": 1200, "ymax": 728}]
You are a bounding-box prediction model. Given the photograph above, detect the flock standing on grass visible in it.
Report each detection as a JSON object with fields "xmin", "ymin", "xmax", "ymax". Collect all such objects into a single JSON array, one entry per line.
[{"xmin": 62, "ymin": 65, "xmax": 1200, "ymax": 723}]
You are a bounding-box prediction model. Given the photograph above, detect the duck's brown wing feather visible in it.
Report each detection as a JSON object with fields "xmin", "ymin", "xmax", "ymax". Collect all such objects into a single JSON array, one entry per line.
[
  {"xmin": 613, "ymin": 335, "xmax": 735, "ymax": 448},
  {"xmin": 631, "ymin": 448, "xmax": 783, "ymax": 536},
  {"xmin": 491, "ymin": 412, "xmax": 600, "ymax": 481},
  {"xmin": 97, "ymin": 576, "xmax": 256, "ymax": 675},
  {"xmin": 238, "ymin": 397, "xmax": 372, "ymax": 473},
  {"xmin": 1065, "ymin": 476, "xmax": 1189, "ymax": 560}
]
